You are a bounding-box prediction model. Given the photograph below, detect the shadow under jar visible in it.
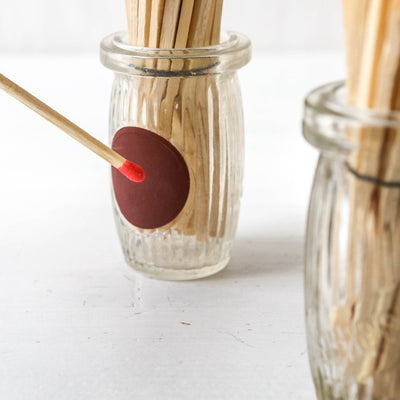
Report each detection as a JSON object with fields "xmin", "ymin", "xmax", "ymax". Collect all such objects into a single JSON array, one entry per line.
[
  {"xmin": 303, "ymin": 81, "xmax": 400, "ymax": 400},
  {"xmin": 100, "ymin": 31, "xmax": 251, "ymax": 281}
]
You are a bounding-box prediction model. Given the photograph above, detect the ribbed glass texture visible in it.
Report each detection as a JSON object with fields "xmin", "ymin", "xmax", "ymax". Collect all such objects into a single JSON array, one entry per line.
[{"xmin": 101, "ymin": 32, "xmax": 251, "ymax": 280}]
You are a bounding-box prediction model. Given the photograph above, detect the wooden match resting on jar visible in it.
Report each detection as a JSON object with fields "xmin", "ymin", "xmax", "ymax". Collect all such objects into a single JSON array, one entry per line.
[{"xmin": 0, "ymin": 73, "xmax": 145, "ymax": 184}]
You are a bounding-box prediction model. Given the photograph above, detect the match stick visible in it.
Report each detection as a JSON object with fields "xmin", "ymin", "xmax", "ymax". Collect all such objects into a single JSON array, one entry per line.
[{"xmin": 0, "ymin": 73, "xmax": 145, "ymax": 183}]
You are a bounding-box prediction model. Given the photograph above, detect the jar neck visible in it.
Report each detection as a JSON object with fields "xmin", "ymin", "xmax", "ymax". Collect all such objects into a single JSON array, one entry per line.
[
  {"xmin": 100, "ymin": 31, "xmax": 251, "ymax": 77},
  {"xmin": 304, "ymin": 81, "xmax": 400, "ymax": 184}
]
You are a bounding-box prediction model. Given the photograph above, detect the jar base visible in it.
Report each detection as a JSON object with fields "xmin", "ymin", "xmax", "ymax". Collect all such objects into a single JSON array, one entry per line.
[{"xmin": 123, "ymin": 257, "xmax": 230, "ymax": 281}]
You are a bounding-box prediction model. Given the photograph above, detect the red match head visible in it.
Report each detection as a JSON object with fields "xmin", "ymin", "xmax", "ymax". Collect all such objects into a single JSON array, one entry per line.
[{"xmin": 117, "ymin": 159, "xmax": 145, "ymax": 183}]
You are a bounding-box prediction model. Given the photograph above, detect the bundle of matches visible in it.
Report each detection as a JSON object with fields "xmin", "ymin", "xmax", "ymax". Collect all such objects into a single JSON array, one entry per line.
[
  {"xmin": 331, "ymin": 1, "xmax": 400, "ymax": 397},
  {"xmin": 122, "ymin": 0, "xmax": 229, "ymax": 240},
  {"xmin": 125, "ymin": 0, "xmax": 223, "ymax": 47}
]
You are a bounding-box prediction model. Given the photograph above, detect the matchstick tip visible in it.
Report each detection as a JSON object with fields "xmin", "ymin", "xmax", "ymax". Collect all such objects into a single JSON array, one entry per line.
[{"xmin": 118, "ymin": 160, "xmax": 146, "ymax": 183}]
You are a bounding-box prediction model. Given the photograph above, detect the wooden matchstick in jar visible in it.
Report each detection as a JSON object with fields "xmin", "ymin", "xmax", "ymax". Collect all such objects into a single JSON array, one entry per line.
[
  {"xmin": 124, "ymin": 0, "xmax": 226, "ymax": 240},
  {"xmin": 331, "ymin": 1, "xmax": 400, "ymax": 397}
]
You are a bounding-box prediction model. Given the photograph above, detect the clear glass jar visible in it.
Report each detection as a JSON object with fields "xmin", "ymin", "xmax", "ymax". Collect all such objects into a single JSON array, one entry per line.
[
  {"xmin": 303, "ymin": 81, "xmax": 400, "ymax": 400},
  {"xmin": 100, "ymin": 31, "xmax": 251, "ymax": 280}
]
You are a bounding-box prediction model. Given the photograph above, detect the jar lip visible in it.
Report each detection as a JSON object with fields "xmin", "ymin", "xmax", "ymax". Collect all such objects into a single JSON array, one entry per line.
[
  {"xmin": 100, "ymin": 30, "xmax": 251, "ymax": 76},
  {"xmin": 305, "ymin": 81, "xmax": 400, "ymax": 128}
]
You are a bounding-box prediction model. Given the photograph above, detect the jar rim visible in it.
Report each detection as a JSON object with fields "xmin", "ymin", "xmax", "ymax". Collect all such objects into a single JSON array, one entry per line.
[
  {"xmin": 305, "ymin": 81, "xmax": 400, "ymax": 128},
  {"xmin": 100, "ymin": 30, "xmax": 251, "ymax": 76},
  {"xmin": 303, "ymin": 81, "xmax": 400, "ymax": 153}
]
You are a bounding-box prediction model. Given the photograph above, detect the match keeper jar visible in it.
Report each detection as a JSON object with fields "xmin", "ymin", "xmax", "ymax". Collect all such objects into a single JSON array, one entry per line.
[
  {"xmin": 303, "ymin": 81, "xmax": 400, "ymax": 400},
  {"xmin": 100, "ymin": 31, "xmax": 251, "ymax": 280}
]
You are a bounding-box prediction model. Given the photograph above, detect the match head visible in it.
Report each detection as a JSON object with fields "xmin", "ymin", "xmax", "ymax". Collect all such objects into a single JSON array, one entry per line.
[{"xmin": 118, "ymin": 159, "xmax": 145, "ymax": 183}]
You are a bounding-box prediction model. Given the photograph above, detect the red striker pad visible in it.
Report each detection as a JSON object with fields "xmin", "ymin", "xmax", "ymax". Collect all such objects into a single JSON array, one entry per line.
[{"xmin": 111, "ymin": 126, "xmax": 190, "ymax": 229}]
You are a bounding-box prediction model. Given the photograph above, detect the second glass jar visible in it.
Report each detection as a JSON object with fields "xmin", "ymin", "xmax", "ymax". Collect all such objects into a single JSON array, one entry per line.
[{"xmin": 303, "ymin": 81, "xmax": 400, "ymax": 400}]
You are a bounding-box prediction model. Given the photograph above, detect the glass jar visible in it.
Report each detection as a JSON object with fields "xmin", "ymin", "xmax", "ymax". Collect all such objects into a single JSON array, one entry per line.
[
  {"xmin": 100, "ymin": 31, "xmax": 251, "ymax": 280},
  {"xmin": 303, "ymin": 81, "xmax": 400, "ymax": 400}
]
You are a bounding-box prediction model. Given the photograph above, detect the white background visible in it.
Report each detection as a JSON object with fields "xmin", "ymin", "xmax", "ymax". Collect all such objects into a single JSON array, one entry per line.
[
  {"xmin": 0, "ymin": 51, "xmax": 345, "ymax": 399},
  {"xmin": 0, "ymin": 0, "xmax": 344, "ymax": 52},
  {"xmin": 0, "ymin": 1, "xmax": 347, "ymax": 399}
]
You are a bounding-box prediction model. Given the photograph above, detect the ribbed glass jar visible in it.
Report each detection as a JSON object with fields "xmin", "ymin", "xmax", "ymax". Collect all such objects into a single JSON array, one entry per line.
[
  {"xmin": 100, "ymin": 31, "xmax": 251, "ymax": 280},
  {"xmin": 303, "ymin": 81, "xmax": 400, "ymax": 400}
]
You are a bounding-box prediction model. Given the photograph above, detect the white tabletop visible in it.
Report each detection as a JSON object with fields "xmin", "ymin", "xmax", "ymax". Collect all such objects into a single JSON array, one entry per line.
[{"xmin": 0, "ymin": 51, "xmax": 345, "ymax": 399}]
